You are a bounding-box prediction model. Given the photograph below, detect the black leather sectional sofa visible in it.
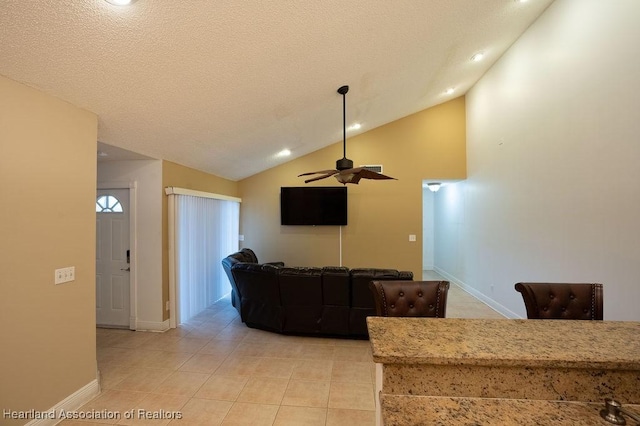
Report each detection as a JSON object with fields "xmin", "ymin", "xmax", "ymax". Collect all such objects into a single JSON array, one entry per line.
[{"xmin": 222, "ymin": 248, "xmax": 413, "ymax": 338}]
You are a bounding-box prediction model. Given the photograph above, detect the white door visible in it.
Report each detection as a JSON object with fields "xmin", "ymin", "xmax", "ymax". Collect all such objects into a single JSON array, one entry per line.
[{"xmin": 96, "ymin": 189, "xmax": 131, "ymax": 328}]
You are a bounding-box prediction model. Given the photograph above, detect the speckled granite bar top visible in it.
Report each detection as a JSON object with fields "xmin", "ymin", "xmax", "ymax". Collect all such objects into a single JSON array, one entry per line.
[
  {"xmin": 380, "ymin": 394, "xmax": 640, "ymax": 426},
  {"xmin": 367, "ymin": 317, "xmax": 640, "ymax": 369}
]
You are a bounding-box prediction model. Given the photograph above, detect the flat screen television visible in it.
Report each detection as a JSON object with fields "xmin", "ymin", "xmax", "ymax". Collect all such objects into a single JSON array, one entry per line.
[{"xmin": 280, "ymin": 186, "xmax": 347, "ymax": 226}]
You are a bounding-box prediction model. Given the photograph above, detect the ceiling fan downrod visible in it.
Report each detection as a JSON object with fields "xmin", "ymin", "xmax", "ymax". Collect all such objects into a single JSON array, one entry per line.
[{"xmin": 336, "ymin": 85, "xmax": 354, "ymax": 171}]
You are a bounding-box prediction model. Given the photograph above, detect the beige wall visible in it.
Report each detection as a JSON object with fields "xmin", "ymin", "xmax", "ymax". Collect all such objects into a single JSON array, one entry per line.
[
  {"xmin": 161, "ymin": 161, "xmax": 239, "ymax": 320},
  {"xmin": 0, "ymin": 75, "xmax": 98, "ymax": 421},
  {"xmin": 238, "ymin": 97, "xmax": 466, "ymax": 278}
]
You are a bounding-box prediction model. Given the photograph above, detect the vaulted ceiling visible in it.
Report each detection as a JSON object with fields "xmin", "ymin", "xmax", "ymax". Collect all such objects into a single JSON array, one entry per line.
[{"xmin": 0, "ymin": 0, "xmax": 554, "ymax": 180}]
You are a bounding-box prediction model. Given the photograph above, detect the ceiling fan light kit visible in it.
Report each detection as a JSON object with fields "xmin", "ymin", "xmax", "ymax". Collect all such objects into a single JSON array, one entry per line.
[{"xmin": 298, "ymin": 85, "xmax": 396, "ymax": 185}]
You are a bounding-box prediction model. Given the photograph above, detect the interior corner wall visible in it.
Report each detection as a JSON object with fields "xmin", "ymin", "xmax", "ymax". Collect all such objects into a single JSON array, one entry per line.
[
  {"xmin": 422, "ymin": 189, "xmax": 435, "ymax": 270},
  {"xmin": 161, "ymin": 160, "xmax": 239, "ymax": 321},
  {"xmin": 238, "ymin": 97, "xmax": 466, "ymax": 278},
  {"xmin": 97, "ymin": 159, "xmax": 164, "ymax": 328},
  {"xmin": 0, "ymin": 75, "xmax": 98, "ymax": 421},
  {"xmin": 434, "ymin": 0, "xmax": 640, "ymax": 320}
]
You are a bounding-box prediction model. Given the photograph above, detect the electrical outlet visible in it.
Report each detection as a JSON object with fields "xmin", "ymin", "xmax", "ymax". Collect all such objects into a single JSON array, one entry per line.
[
  {"xmin": 55, "ymin": 266, "xmax": 75, "ymax": 284},
  {"xmin": 239, "ymin": 234, "xmax": 245, "ymax": 241}
]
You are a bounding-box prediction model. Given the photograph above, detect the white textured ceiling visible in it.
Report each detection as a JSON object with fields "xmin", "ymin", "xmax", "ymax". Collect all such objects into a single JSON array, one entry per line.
[{"xmin": 1, "ymin": 0, "xmax": 554, "ymax": 180}]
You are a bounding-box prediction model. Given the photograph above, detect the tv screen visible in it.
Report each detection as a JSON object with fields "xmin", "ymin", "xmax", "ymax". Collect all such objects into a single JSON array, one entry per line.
[{"xmin": 280, "ymin": 187, "xmax": 347, "ymax": 226}]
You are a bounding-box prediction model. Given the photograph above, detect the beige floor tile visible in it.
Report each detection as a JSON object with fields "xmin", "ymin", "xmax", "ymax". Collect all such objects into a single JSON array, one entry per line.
[
  {"xmin": 220, "ymin": 402, "xmax": 279, "ymax": 426},
  {"xmin": 99, "ymin": 362, "xmax": 138, "ymax": 390},
  {"xmin": 186, "ymin": 326, "xmax": 227, "ymax": 339},
  {"xmin": 134, "ymin": 351, "xmax": 195, "ymax": 370},
  {"xmin": 98, "ymin": 347, "xmax": 139, "ymax": 365},
  {"xmin": 253, "ymin": 358, "xmax": 295, "ymax": 379},
  {"xmin": 198, "ymin": 339, "xmax": 240, "ymax": 356},
  {"xmin": 195, "ymin": 375, "xmax": 248, "ymax": 401},
  {"xmin": 113, "ymin": 368, "xmax": 174, "ymax": 393},
  {"xmin": 299, "ymin": 344, "xmax": 336, "ymax": 360},
  {"xmin": 261, "ymin": 342, "xmax": 304, "ymax": 358},
  {"xmin": 242, "ymin": 328, "xmax": 283, "ymax": 344},
  {"xmin": 334, "ymin": 339, "xmax": 371, "ymax": 348},
  {"xmin": 291, "ymin": 359, "xmax": 333, "ymax": 381},
  {"xmin": 214, "ymin": 327, "xmax": 250, "ymax": 341},
  {"xmin": 97, "ymin": 332, "xmax": 128, "ymax": 349},
  {"xmin": 236, "ymin": 377, "xmax": 288, "ymax": 405},
  {"xmin": 118, "ymin": 393, "xmax": 189, "ymax": 426},
  {"xmin": 281, "ymin": 380, "xmax": 330, "ymax": 408},
  {"xmin": 230, "ymin": 341, "xmax": 268, "ymax": 357},
  {"xmin": 273, "ymin": 406, "xmax": 327, "ymax": 426},
  {"xmin": 331, "ymin": 361, "xmax": 374, "ymax": 384},
  {"xmin": 144, "ymin": 337, "xmax": 210, "ymax": 354},
  {"xmin": 161, "ymin": 328, "xmax": 193, "ymax": 338},
  {"xmin": 326, "ymin": 408, "xmax": 376, "ymax": 426},
  {"xmin": 153, "ymin": 371, "xmax": 211, "ymax": 397},
  {"xmin": 110, "ymin": 331, "xmax": 155, "ymax": 349},
  {"xmin": 174, "ymin": 337, "xmax": 212, "ymax": 353},
  {"xmin": 142, "ymin": 335, "xmax": 184, "ymax": 351},
  {"xmin": 178, "ymin": 353, "xmax": 226, "ymax": 374},
  {"xmin": 328, "ymin": 382, "xmax": 375, "ymax": 411},
  {"xmin": 78, "ymin": 390, "xmax": 148, "ymax": 424},
  {"xmin": 215, "ymin": 356, "xmax": 261, "ymax": 377},
  {"xmin": 333, "ymin": 345, "xmax": 371, "ymax": 362},
  {"xmin": 289, "ymin": 336, "xmax": 338, "ymax": 346},
  {"xmin": 125, "ymin": 349, "xmax": 162, "ymax": 368},
  {"xmin": 167, "ymin": 398, "xmax": 232, "ymax": 426}
]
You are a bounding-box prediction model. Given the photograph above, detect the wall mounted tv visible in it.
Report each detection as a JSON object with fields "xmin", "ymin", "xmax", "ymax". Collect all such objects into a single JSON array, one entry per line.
[{"xmin": 280, "ymin": 186, "xmax": 348, "ymax": 226}]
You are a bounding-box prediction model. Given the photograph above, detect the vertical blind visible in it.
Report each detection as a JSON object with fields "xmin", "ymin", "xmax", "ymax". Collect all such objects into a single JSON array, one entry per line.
[{"xmin": 167, "ymin": 188, "xmax": 240, "ymax": 325}]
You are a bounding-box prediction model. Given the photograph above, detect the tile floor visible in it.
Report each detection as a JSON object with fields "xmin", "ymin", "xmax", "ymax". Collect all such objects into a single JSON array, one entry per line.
[{"xmin": 66, "ymin": 272, "xmax": 503, "ymax": 426}]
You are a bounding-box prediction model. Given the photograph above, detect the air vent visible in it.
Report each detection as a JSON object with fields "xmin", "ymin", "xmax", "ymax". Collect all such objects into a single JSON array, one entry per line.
[{"xmin": 360, "ymin": 165, "xmax": 383, "ymax": 173}]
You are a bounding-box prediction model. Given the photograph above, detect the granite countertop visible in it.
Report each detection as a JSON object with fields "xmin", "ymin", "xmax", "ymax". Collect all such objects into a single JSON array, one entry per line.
[
  {"xmin": 380, "ymin": 395, "xmax": 640, "ymax": 426},
  {"xmin": 367, "ymin": 317, "xmax": 640, "ymax": 369}
]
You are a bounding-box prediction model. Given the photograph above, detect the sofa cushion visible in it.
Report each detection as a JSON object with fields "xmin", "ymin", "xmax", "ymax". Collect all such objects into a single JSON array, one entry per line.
[
  {"xmin": 350, "ymin": 269, "xmax": 401, "ymax": 308},
  {"xmin": 278, "ymin": 267, "xmax": 323, "ymax": 333},
  {"xmin": 321, "ymin": 267, "xmax": 351, "ymax": 306},
  {"xmin": 240, "ymin": 248, "xmax": 259, "ymax": 263},
  {"xmin": 279, "ymin": 267, "xmax": 323, "ymax": 305},
  {"xmin": 232, "ymin": 263, "xmax": 283, "ymax": 332}
]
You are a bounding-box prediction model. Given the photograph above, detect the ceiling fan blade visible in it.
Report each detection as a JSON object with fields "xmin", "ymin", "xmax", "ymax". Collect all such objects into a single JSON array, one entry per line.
[
  {"xmin": 304, "ymin": 172, "xmax": 338, "ymax": 183},
  {"xmin": 352, "ymin": 167, "xmax": 397, "ymax": 180},
  {"xmin": 298, "ymin": 169, "xmax": 338, "ymax": 177}
]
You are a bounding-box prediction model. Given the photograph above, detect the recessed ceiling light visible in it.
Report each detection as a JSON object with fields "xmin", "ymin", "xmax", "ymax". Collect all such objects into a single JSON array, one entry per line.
[
  {"xmin": 471, "ymin": 52, "xmax": 484, "ymax": 62},
  {"xmin": 276, "ymin": 149, "xmax": 291, "ymax": 157},
  {"xmin": 105, "ymin": 0, "xmax": 135, "ymax": 5},
  {"xmin": 445, "ymin": 88, "xmax": 455, "ymax": 95},
  {"xmin": 347, "ymin": 123, "xmax": 362, "ymax": 131}
]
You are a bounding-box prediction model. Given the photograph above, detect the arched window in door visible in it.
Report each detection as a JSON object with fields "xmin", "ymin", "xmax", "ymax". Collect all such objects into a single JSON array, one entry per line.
[{"xmin": 96, "ymin": 195, "xmax": 124, "ymax": 213}]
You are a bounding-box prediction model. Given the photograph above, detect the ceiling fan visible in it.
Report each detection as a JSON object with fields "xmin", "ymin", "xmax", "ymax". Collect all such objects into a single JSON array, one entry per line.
[{"xmin": 298, "ymin": 85, "xmax": 397, "ymax": 185}]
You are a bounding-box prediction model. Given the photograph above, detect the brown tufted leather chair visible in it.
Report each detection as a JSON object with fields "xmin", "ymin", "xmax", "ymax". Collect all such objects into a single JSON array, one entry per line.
[
  {"xmin": 369, "ymin": 280, "xmax": 450, "ymax": 318},
  {"xmin": 514, "ymin": 282, "xmax": 603, "ymax": 320}
]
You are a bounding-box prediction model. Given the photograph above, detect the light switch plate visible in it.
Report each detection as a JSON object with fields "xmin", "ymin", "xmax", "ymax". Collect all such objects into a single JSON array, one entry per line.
[
  {"xmin": 409, "ymin": 234, "xmax": 417, "ymax": 242},
  {"xmin": 55, "ymin": 266, "xmax": 75, "ymax": 284}
]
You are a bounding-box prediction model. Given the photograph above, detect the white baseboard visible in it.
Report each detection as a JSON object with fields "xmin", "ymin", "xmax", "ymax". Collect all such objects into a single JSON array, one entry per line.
[
  {"xmin": 24, "ymin": 379, "xmax": 100, "ymax": 426},
  {"xmin": 136, "ymin": 319, "xmax": 170, "ymax": 332},
  {"xmin": 433, "ymin": 267, "xmax": 521, "ymax": 319}
]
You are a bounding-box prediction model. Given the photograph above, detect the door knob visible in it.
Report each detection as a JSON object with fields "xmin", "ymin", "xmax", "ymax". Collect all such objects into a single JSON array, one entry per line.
[{"xmin": 120, "ymin": 267, "xmax": 130, "ymax": 272}]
